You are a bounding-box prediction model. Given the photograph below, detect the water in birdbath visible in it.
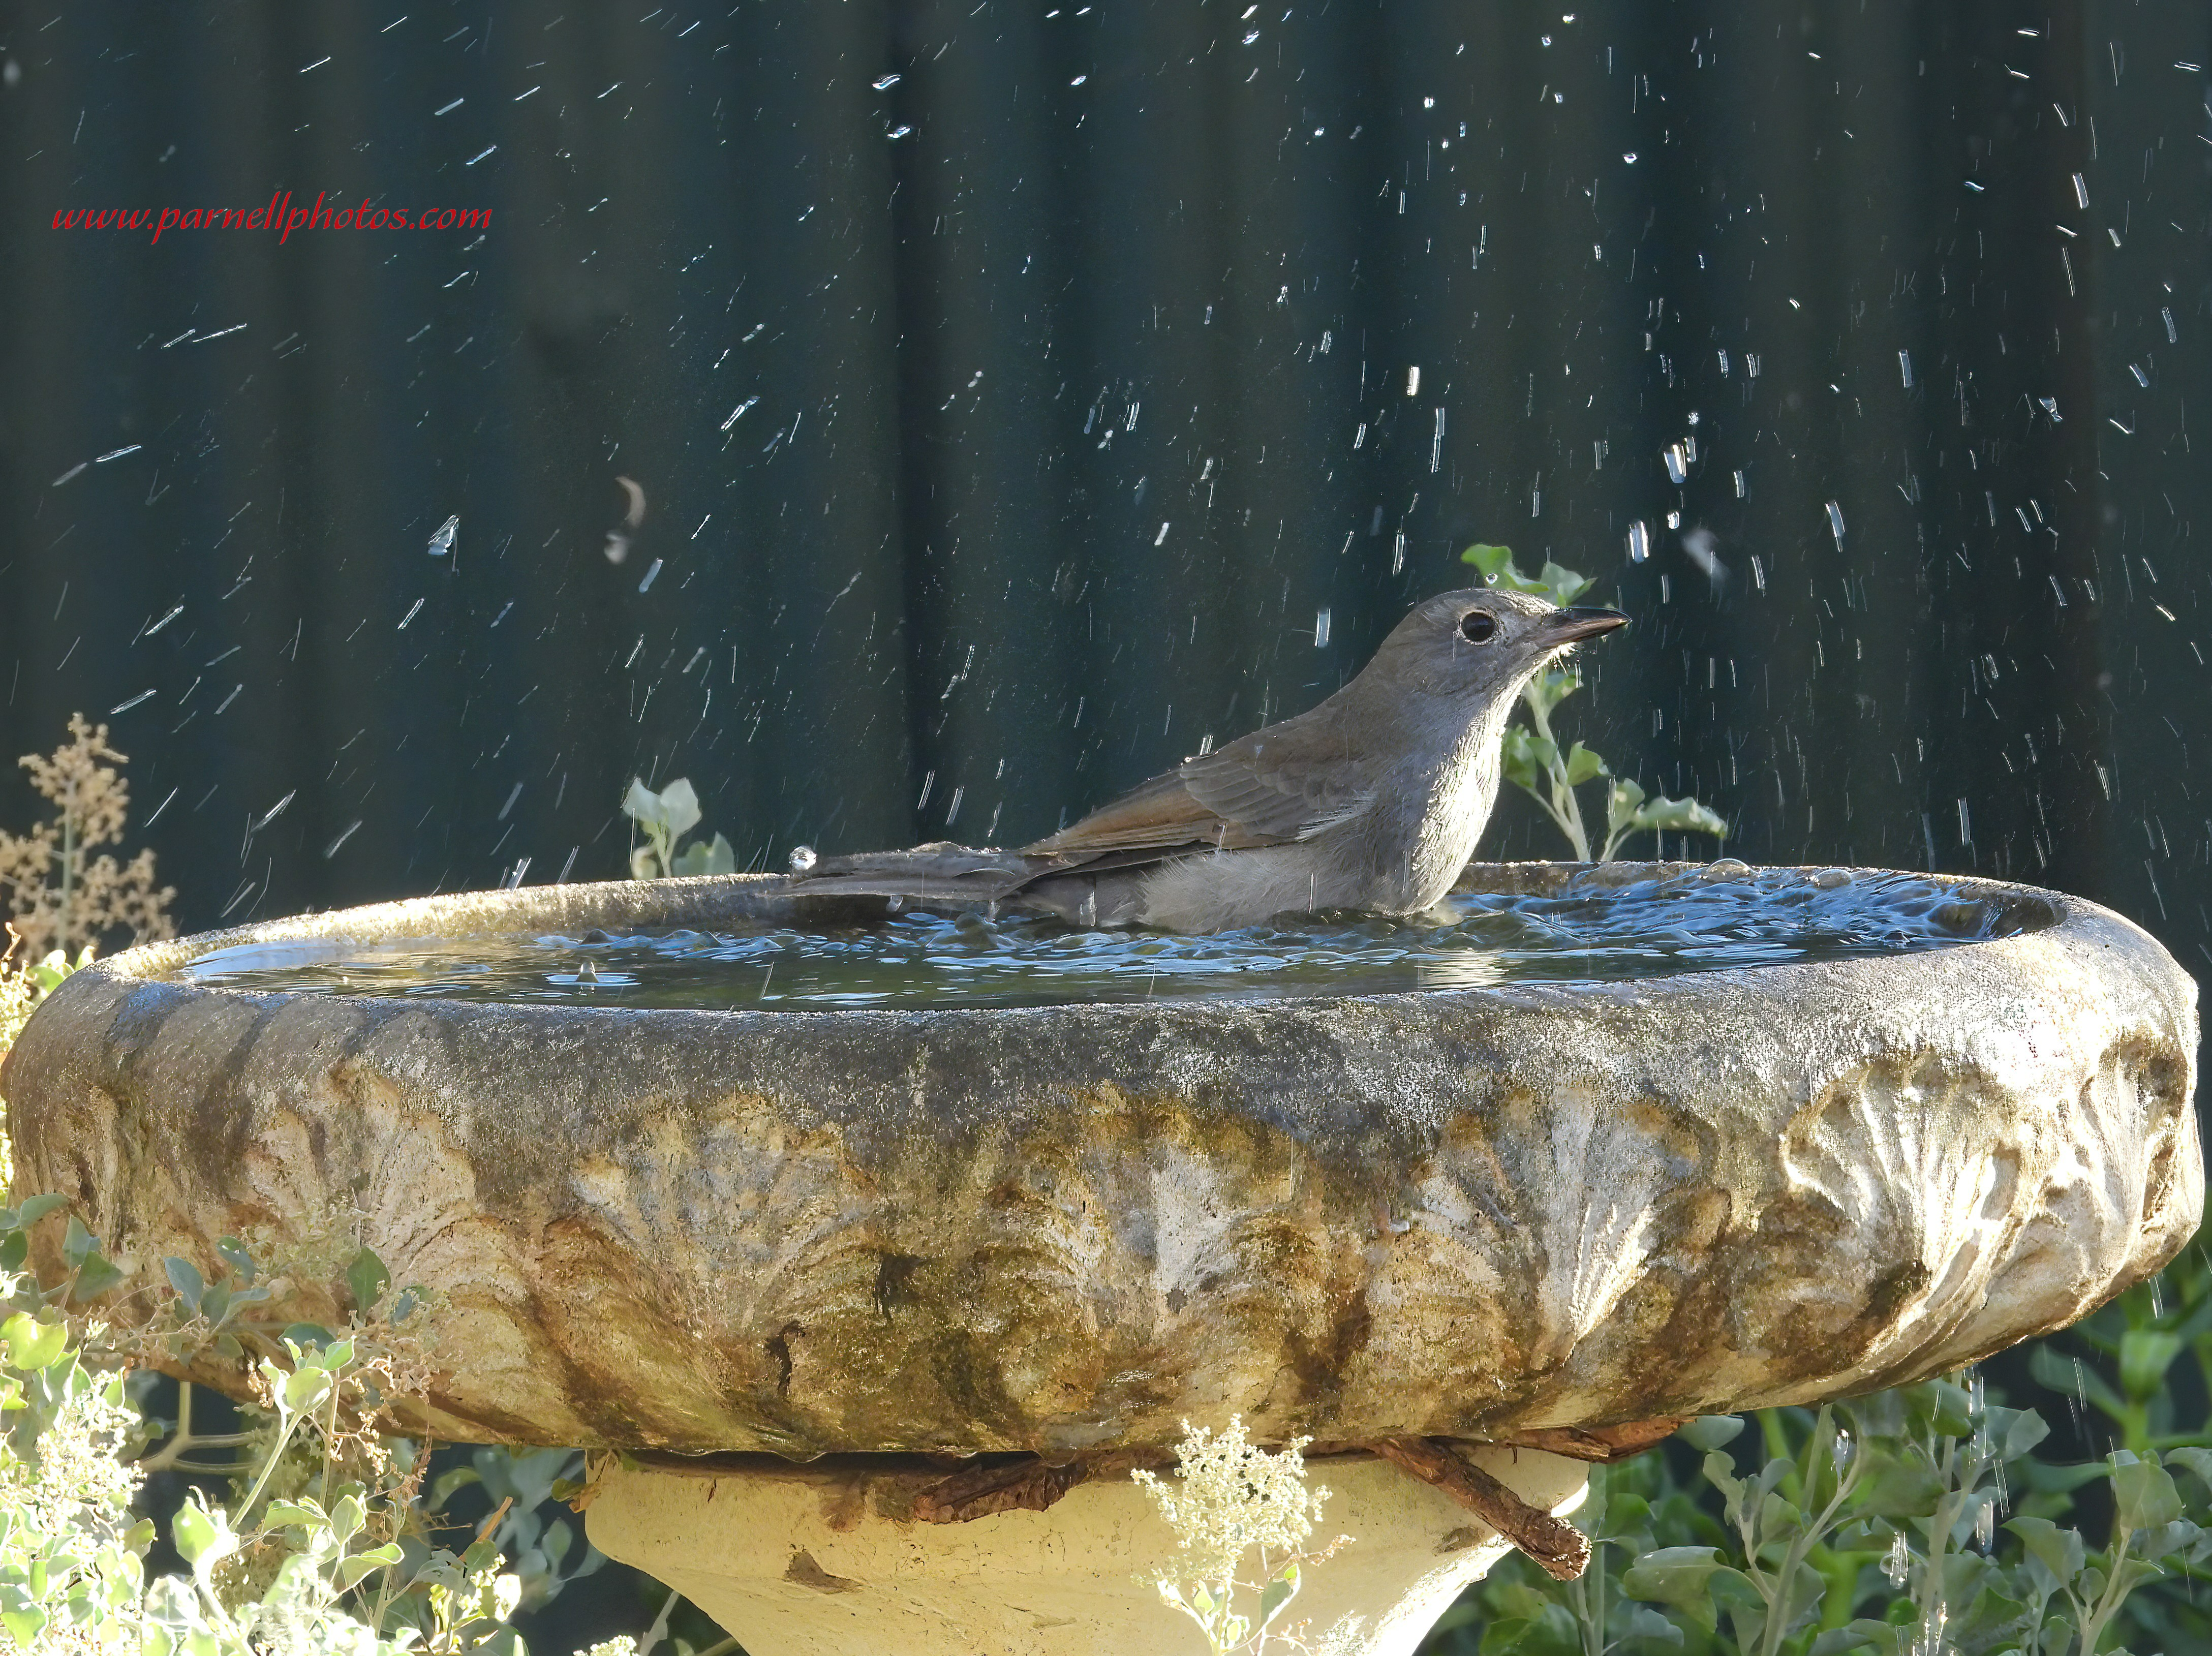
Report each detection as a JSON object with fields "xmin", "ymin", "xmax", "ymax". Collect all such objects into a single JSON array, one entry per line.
[{"xmin": 176, "ymin": 865, "xmax": 2040, "ymax": 1011}]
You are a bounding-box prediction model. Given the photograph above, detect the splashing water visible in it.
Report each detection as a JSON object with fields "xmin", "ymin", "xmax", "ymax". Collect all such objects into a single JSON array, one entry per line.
[
  {"xmin": 1883, "ymin": 1530, "xmax": 1912, "ymax": 1588},
  {"xmin": 179, "ymin": 867, "xmax": 2034, "ymax": 1011}
]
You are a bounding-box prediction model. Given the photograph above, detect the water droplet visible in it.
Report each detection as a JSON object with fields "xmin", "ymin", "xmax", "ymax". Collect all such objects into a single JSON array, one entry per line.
[
  {"xmin": 1826, "ymin": 500, "xmax": 1847, "ymax": 545},
  {"xmin": 1883, "ymin": 1531, "xmax": 1911, "ymax": 1588},
  {"xmin": 1622, "ymin": 150, "xmax": 1638, "ymax": 163},
  {"xmin": 872, "ymin": 72, "xmax": 901, "ymax": 89},
  {"xmin": 426, "ymin": 514, "xmax": 459, "ymax": 556},
  {"xmin": 788, "ymin": 845, "xmax": 818, "ymax": 874},
  {"xmin": 1314, "ymin": 607, "xmax": 1332, "ymax": 649},
  {"xmin": 1626, "ymin": 521, "xmax": 1650, "ymax": 562}
]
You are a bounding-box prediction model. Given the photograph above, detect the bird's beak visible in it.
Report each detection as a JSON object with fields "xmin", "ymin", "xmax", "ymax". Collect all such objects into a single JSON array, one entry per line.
[{"xmin": 1547, "ymin": 605, "xmax": 1630, "ymax": 642}]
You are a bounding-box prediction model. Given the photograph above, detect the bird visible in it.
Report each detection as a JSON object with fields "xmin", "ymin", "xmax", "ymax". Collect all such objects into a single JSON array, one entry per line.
[{"xmin": 790, "ymin": 587, "xmax": 1627, "ymax": 932}]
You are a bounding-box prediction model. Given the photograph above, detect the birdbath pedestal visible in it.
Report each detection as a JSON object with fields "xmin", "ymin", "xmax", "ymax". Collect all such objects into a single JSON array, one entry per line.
[{"xmin": 1, "ymin": 863, "xmax": 2198, "ymax": 1656}]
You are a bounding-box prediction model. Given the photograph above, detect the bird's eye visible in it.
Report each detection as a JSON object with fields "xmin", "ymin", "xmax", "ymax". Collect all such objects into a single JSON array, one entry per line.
[{"xmin": 1459, "ymin": 609, "xmax": 1497, "ymax": 643}]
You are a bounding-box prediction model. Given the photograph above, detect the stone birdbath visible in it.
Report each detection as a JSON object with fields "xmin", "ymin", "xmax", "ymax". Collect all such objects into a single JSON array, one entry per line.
[{"xmin": 2, "ymin": 860, "xmax": 2199, "ymax": 1656}]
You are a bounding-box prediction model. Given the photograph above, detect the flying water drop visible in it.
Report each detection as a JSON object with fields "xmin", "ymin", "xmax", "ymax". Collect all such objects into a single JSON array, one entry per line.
[
  {"xmin": 426, "ymin": 514, "xmax": 459, "ymax": 556},
  {"xmin": 1883, "ymin": 1531, "xmax": 1911, "ymax": 1588}
]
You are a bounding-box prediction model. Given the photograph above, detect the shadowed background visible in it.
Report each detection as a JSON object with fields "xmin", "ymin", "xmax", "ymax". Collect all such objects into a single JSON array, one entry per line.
[
  {"xmin": 2, "ymin": 2, "xmax": 2208, "ymax": 1645},
  {"xmin": 3, "ymin": 0, "xmax": 2207, "ymax": 960}
]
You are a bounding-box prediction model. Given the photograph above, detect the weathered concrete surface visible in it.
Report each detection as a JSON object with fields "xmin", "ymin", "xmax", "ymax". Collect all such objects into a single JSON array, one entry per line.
[
  {"xmin": 2, "ymin": 863, "xmax": 2198, "ymax": 1455},
  {"xmin": 583, "ymin": 1445, "xmax": 1586, "ymax": 1656}
]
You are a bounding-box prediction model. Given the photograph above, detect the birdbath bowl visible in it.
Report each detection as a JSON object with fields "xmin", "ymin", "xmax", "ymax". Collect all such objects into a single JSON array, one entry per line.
[{"xmin": 3, "ymin": 860, "xmax": 2199, "ymax": 1656}]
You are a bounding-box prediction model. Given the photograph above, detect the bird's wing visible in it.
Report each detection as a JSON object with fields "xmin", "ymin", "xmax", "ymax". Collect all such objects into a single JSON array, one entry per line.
[{"xmin": 1026, "ymin": 708, "xmax": 1378, "ymax": 857}]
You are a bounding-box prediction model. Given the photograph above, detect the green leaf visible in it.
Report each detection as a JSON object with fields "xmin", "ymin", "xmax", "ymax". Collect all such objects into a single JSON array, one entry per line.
[
  {"xmin": 2028, "ymin": 1342, "xmax": 2126, "ymax": 1418},
  {"xmin": 1620, "ymin": 1605, "xmax": 1687, "ymax": 1649},
  {"xmin": 330, "ymin": 1492, "xmax": 365, "ymax": 1544},
  {"xmin": 1678, "ymin": 1415, "xmax": 1745, "ymax": 1452},
  {"xmin": 2119, "ymin": 1329, "xmax": 2184, "ymax": 1401},
  {"xmin": 1823, "ymin": 1619, "xmax": 1913, "ymax": 1655},
  {"xmin": 2112, "ymin": 1455, "xmax": 2184, "ymax": 1532},
  {"xmin": 2023, "ymin": 1456, "xmax": 2114, "ymax": 1496},
  {"xmin": 333, "ymin": 1543, "xmax": 405, "ymax": 1591},
  {"xmin": 61, "ymin": 1214, "xmax": 97, "ymax": 1269},
  {"xmin": 283, "ymin": 1364, "xmax": 335, "ymax": 1415},
  {"xmin": 1808, "ymin": 1631, "xmax": 1873, "ymax": 1656},
  {"xmin": 1625, "ymin": 793, "xmax": 1730, "ymax": 838},
  {"xmin": 2165, "ymin": 1446, "xmax": 2212, "ymax": 1495},
  {"xmin": 345, "ymin": 1246, "xmax": 390, "ymax": 1314},
  {"xmin": 283, "ymin": 1322, "xmax": 335, "ymax": 1351},
  {"xmin": 1623, "ymin": 1547, "xmax": 1743, "ymax": 1635},
  {"xmin": 1462, "ymin": 543, "xmax": 1515, "ymax": 579},
  {"xmin": 672, "ymin": 832, "xmax": 738, "ymax": 878},
  {"xmin": 1478, "ymin": 1616, "xmax": 1540, "ymax": 1655},
  {"xmin": 622, "ymin": 777, "xmax": 666, "ymax": 827},
  {"xmin": 1564, "ymin": 742, "xmax": 1608, "ymax": 786},
  {"xmin": 215, "ymin": 1236, "xmax": 257, "ymax": 1285},
  {"xmin": 0, "ymin": 1605, "xmax": 45, "ymax": 1647},
  {"xmin": 431, "ymin": 1465, "xmax": 484, "ymax": 1506},
  {"xmin": 1532, "ymin": 664, "xmax": 1581, "ymax": 705},
  {"xmin": 2008, "ymin": 1515, "xmax": 2086, "ymax": 1591},
  {"xmin": 1994, "ymin": 1404, "xmax": 2051, "ymax": 1463},
  {"xmin": 1859, "ymin": 1454, "xmax": 1946, "ymax": 1520},
  {"xmin": 1537, "ymin": 561, "xmax": 1593, "ymax": 606},
  {"xmin": 15, "ymin": 1194, "xmax": 66, "ymax": 1228},
  {"xmin": 172, "ymin": 1497, "xmax": 236, "ymax": 1573},
  {"xmin": 1259, "ymin": 1560, "xmax": 1301, "ymax": 1627},
  {"xmin": 263, "ymin": 1499, "xmax": 326, "ymax": 1529},
  {"xmin": 655, "ymin": 778, "xmax": 703, "ymax": 838},
  {"xmin": 1500, "ymin": 728, "xmax": 1542, "ymax": 794},
  {"xmin": 162, "ymin": 1256, "xmax": 205, "ymax": 1312},
  {"xmin": 1, "ymin": 1312, "xmax": 64, "ymax": 1372},
  {"xmin": 69, "ymin": 1251, "xmax": 125, "ymax": 1304}
]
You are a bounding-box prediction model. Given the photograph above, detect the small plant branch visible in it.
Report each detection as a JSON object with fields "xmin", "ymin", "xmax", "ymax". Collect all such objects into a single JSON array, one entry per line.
[
  {"xmin": 1500, "ymin": 1419, "xmax": 1688, "ymax": 1462},
  {"xmin": 135, "ymin": 1379, "xmax": 254, "ymax": 1475},
  {"xmin": 1370, "ymin": 1436, "xmax": 1590, "ymax": 1581},
  {"xmin": 912, "ymin": 1455, "xmax": 1091, "ymax": 1522}
]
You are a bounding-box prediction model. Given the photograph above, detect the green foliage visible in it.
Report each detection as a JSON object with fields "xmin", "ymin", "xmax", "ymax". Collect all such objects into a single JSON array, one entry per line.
[
  {"xmin": 620, "ymin": 778, "xmax": 735, "ymax": 880},
  {"xmin": 1423, "ymin": 1261, "xmax": 2212, "ymax": 1656},
  {"xmin": 0, "ymin": 1194, "xmax": 554, "ymax": 1651},
  {"xmin": 0, "ymin": 943, "xmax": 682, "ymax": 1655},
  {"xmin": 1462, "ymin": 544, "xmax": 1727, "ymax": 862}
]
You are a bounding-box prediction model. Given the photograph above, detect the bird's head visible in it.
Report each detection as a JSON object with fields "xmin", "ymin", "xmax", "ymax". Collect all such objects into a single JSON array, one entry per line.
[{"xmin": 1370, "ymin": 586, "xmax": 1629, "ymax": 701}]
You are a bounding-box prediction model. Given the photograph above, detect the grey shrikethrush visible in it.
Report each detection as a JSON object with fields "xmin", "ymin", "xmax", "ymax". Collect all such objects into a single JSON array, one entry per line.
[{"xmin": 791, "ymin": 586, "xmax": 1627, "ymax": 933}]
